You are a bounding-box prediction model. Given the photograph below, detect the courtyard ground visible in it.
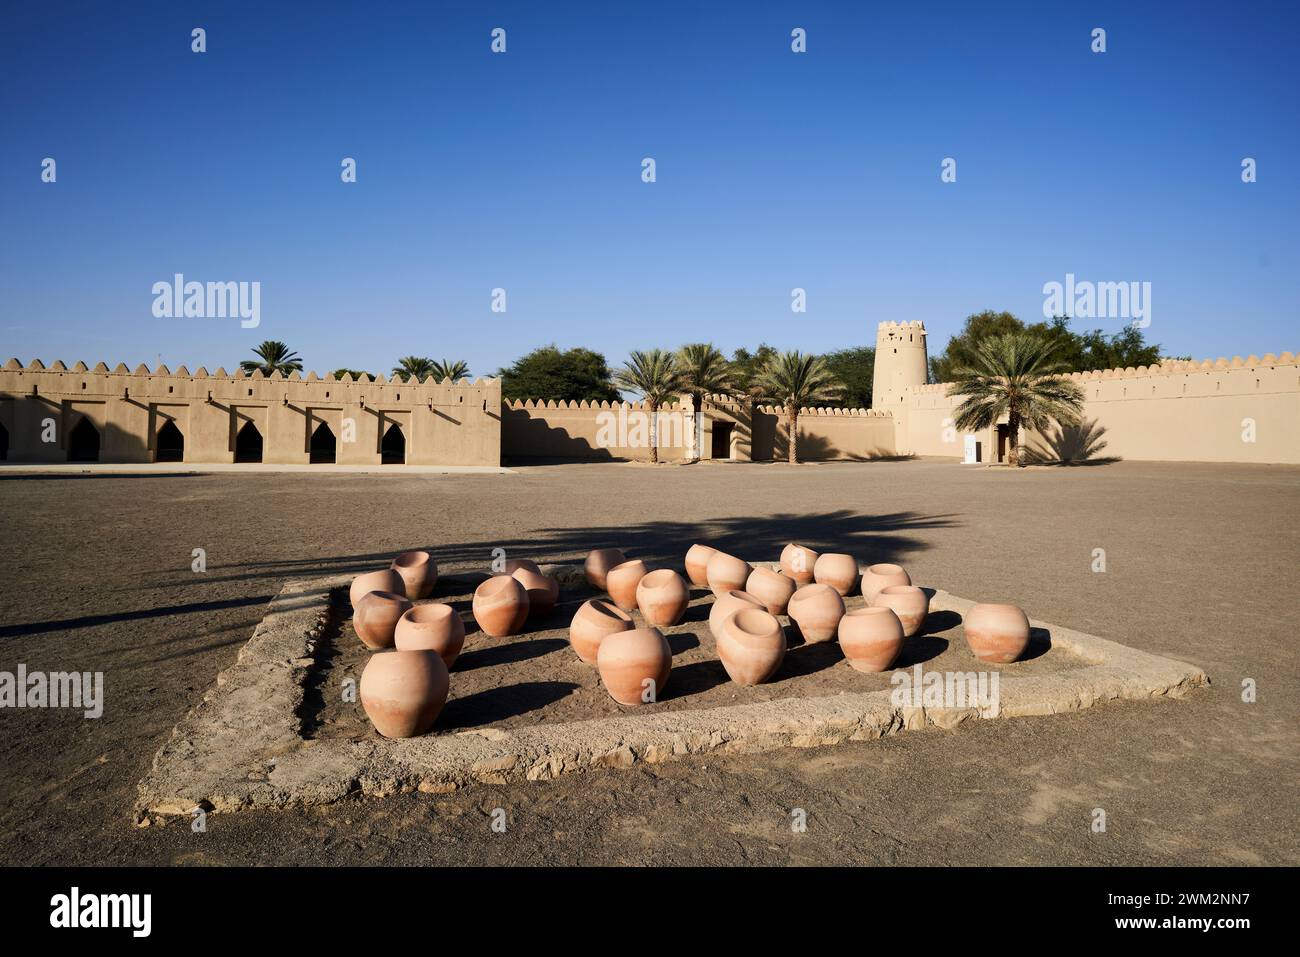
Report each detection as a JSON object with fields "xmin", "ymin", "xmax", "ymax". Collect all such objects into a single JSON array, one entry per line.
[{"xmin": 0, "ymin": 458, "xmax": 1295, "ymax": 866}]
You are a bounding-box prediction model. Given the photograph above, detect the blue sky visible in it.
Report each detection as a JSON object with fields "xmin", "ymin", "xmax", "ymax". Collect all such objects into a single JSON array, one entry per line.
[{"xmin": 2, "ymin": 0, "xmax": 1296, "ymax": 379}]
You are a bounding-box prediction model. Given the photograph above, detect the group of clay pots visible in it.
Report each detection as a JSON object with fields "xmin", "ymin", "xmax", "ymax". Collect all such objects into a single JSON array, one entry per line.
[
  {"xmin": 571, "ymin": 548, "xmax": 683, "ymax": 705},
  {"xmin": 472, "ymin": 560, "xmax": 560, "ymax": 637}
]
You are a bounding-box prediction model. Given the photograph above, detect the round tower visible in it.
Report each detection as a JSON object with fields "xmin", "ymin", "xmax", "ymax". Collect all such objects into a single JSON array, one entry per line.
[{"xmin": 872, "ymin": 320, "xmax": 929, "ymax": 410}]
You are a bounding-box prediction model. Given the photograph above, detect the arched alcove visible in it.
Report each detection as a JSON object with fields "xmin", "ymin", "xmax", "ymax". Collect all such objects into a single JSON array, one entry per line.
[
  {"xmin": 68, "ymin": 417, "xmax": 100, "ymax": 462},
  {"xmin": 156, "ymin": 420, "xmax": 184, "ymax": 462},
  {"xmin": 381, "ymin": 423, "xmax": 406, "ymax": 464},
  {"xmin": 234, "ymin": 420, "xmax": 263, "ymax": 463},
  {"xmin": 310, "ymin": 421, "xmax": 337, "ymax": 464}
]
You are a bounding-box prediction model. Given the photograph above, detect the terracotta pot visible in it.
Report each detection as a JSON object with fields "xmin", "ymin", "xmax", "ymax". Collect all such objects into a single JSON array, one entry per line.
[
  {"xmin": 964, "ymin": 603, "xmax": 1031, "ymax": 663},
  {"xmin": 838, "ymin": 607, "xmax": 905, "ymax": 672},
  {"xmin": 861, "ymin": 563, "xmax": 911, "ymax": 603},
  {"xmin": 584, "ymin": 548, "xmax": 627, "ymax": 591},
  {"xmin": 872, "ymin": 585, "xmax": 930, "ymax": 637},
  {"xmin": 569, "ymin": 599, "xmax": 634, "ymax": 664},
  {"xmin": 684, "ymin": 543, "xmax": 719, "ymax": 587},
  {"xmin": 349, "ymin": 569, "xmax": 405, "ymax": 607},
  {"xmin": 705, "ymin": 551, "xmax": 752, "ymax": 596},
  {"xmin": 503, "ymin": 558, "xmax": 540, "ymax": 576},
  {"xmin": 787, "ymin": 583, "xmax": 845, "ymax": 643},
  {"xmin": 597, "ymin": 627, "xmax": 672, "ymax": 706},
  {"xmin": 708, "ymin": 590, "xmax": 766, "ymax": 638},
  {"xmin": 814, "ymin": 553, "xmax": 859, "ymax": 596},
  {"xmin": 353, "ymin": 590, "xmax": 413, "ymax": 650},
  {"xmin": 745, "ymin": 566, "xmax": 796, "ymax": 615},
  {"xmin": 391, "ymin": 550, "xmax": 438, "ymax": 599},
  {"xmin": 780, "ymin": 543, "xmax": 818, "ymax": 584},
  {"xmin": 606, "ymin": 559, "xmax": 649, "ymax": 611},
  {"xmin": 512, "ymin": 567, "xmax": 559, "ymax": 618},
  {"xmin": 636, "ymin": 569, "xmax": 690, "ymax": 627},
  {"xmin": 716, "ymin": 607, "xmax": 786, "ymax": 686},
  {"xmin": 394, "ymin": 603, "xmax": 465, "ymax": 668},
  {"xmin": 359, "ymin": 650, "xmax": 449, "ymax": 738},
  {"xmin": 472, "ymin": 575, "xmax": 530, "ymax": 637}
]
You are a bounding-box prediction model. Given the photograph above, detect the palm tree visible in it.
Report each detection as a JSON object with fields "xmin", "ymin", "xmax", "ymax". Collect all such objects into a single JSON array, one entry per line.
[
  {"xmin": 675, "ymin": 343, "xmax": 732, "ymax": 462},
  {"xmin": 392, "ymin": 356, "xmax": 435, "ymax": 381},
  {"xmin": 754, "ymin": 351, "xmax": 844, "ymax": 464},
  {"xmin": 950, "ymin": 333, "xmax": 1086, "ymax": 467},
  {"xmin": 613, "ymin": 349, "xmax": 683, "ymax": 464},
  {"xmin": 429, "ymin": 358, "xmax": 471, "ymax": 382},
  {"xmin": 241, "ymin": 340, "xmax": 302, "ymax": 376}
]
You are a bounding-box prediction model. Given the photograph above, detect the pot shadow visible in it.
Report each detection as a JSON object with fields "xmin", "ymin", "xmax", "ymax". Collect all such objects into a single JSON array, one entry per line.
[
  {"xmin": 774, "ymin": 640, "xmax": 843, "ymax": 679},
  {"xmin": 896, "ymin": 634, "xmax": 948, "ymax": 667},
  {"xmin": 666, "ymin": 630, "xmax": 701, "ymax": 656},
  {"xmin": 1022, "ymin": 627, "xmax": 1053, "ymax": 661},
  {"xmin": 664, "ymin": 659, "xmax": 730, "ymax": 698},
  {"xmin": 439, "ymin": 681, "xmax": 579, "ymax": 729},
  {"xmin": 455, "ymin": 637, "xmax": 568, "ymax": 672}
]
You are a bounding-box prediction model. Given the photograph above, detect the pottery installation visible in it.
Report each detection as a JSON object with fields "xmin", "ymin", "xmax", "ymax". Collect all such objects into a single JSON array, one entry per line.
[
  {"xmin": 472, "ymin": 575, "xmax": 530, "ymax": 637},
  {"xmin": 359, "ymin": 649, "xmax": 450, "ymax": 738},
  {"xmin": 779, "ymin": 543, "xmax": 818, "ymax": 584},
  {"xmin": 394, "ymin": 603, "xmax": 466, "ymax": 668},
  {"xmin": 353, "ymin": 590, "xmax": 414, "ymax": 650},
  {"xmin": 861, "ymin": 563, "xmax": 911, "ymax": 603},
  {"xmin": 584, "ymin": 548, "xmax": 627, "ymax": 591},
  {"xmin": 813, "ymin": 552, "xmax": 859, "ymax": 596},
  {"xmin": 708, "ymin": 589, "xmax": 765, "ymax": 638},
  {"xmin": 964, "ymin": 603, "xmax": 1031, "ymax": 663},
  {"xmin": 569, "ymin": 599, "xmax": 635, "ymax": 664},
  {"xmin": 838, "ymin": 607, "xmax": 905, "ymax": 672},
  {"xmin": 512, "ymin": 567, "xmax": 559, "ymax": 619},
  {"xmin": 597, "ymin": 627, "xmax": 672, "ymax": 706},
  {"xmin": 349, "ymin": 568, "xmax": 405, "ymax": 607},
  {"xmin": 705, "ymin": 551, "xmax": 752, "ymax": 595},
  {"xmin": 684, "ymin": 543, "xmax": 719, "ymax": 587},
  {"xmin": 391, "ymin": 550, "xmax": 438, "ymax": 600},
  {"xmin": 605, "ymin": 559, "xmax": 650, "ymax": 611},
  {"xmin": 872, "ymin": 585, "xmax": 930, "ymax": 637},
  {"xmin": 636, "ymin": 569, "xmax": 690, "ymax": 627},
  {"xmin": 716, "ymin": 607, "xmax": 786, "ymax": 686},
  {"xmin": 745, "ymin": 566, "xmax": 796, "ymax": 615},
  {"xmin": 786, "ymin": 583, "xmax": 846, "ymax": 643}
]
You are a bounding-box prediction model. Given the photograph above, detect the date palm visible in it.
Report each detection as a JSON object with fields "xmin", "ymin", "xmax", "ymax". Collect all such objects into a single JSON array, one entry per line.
[
  {"xmin": 392, "ymin": 356, "xmax": 435, "ymax": 381},
  {"xmin": 429, "ymin": 358, "xmax": 471, "ymax": 382},
  {"xmin": 675, "ymin": 343, "xmax": 732, "ymax": 462},
  {"xmin": 754, "ymin": 351, "xmax": 844, "ymax": 463},
  {"xmin": 613, "ymin": 349, "xmax": 683, "ymax": 464},
  {"xmin": 241, "ymin": 340, "xmax": 302, "ymax": 377},
  {"xmin": 950, "ymin": 332, "xmax": 1086, "ymax": 467}
]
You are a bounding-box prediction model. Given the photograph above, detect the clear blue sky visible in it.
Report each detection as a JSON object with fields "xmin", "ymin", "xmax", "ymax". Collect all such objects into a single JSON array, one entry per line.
[{"xmin": 2, "ymin": 0, "xmax": 1296, "ymax": 379}]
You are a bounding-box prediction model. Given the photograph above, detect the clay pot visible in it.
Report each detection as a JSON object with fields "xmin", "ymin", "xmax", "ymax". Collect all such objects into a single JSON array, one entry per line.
[
  {"xmin": 636, "ymin": 569, "xmax": 690, "ymax": 627},
  {"xmin": 584, "ymin": 548, "xmax": 627, "ymax": 591},
  {"xmin": 394, "ymin": 603, "xmax": 465, "ymax": 668},
  {"xmin": 787, "ymin": 583, "xmax": 846, "ymax": 644},
  {"xmin": 359, "ymin": 650, "xmax": 449, "ymax": 738},
  {"xmin": 964, "ymin": 603, "xmax": 1031, "ymax": 663},
  {"xmin": 838, "ymin": 607, "xmax": 905, "ymax": 672},
  {"xmin": 708, "ymin": 590, "xmax": 765, "ymax": 638},
  {"xmin": 353, "ymin": 590, "xmax": 413, "ymax": 650},
  {"xmin": 472, "ymin": 575, "xmax": 530, "ymax": 637},
  {"xmin": 684, "ymin": 544, "xmax": 719, "ymax": 587},
  {"xmin": 873, "ymin": 585, "xmax": 929, "ymax": 637},
  {"xmin": 503, "ymin": 558, "xmax": 540, "ymax": 575},
  {"xmin": 569, "ymin": 599, "xmax": 634, "ymax": 664},
  {"xmin": 349, "ymin": 569, "xmax": 405, "ymax": 607},
  {"xmin": 861, "ymin": 563, "xmax": 911, "ymax": 603},
  {"xmin": 745, "ymin": 566, "xmax": 796, "ymax": 615},
  {"xmin": 814, "ymin": 553, "xmax": 859, "ymax": 596},
  {"xmin": 606, "ymin": 559, "xmax": 649, "ymax": 611},
  {"xmin": 716, "ymin": 607, "xmax": 786, "ymax": 686},
  {"xmin": 597, "ymin": 627, "xmax": 672, "ymax": 706},
  {"xmin": 512, "ymin": 567, "xmax": 559, "ymax": 619},
  {"xmin": 705, "ymin": 551, "xmax": 752, "ymax": 596},
  {"xmin": 780, "ymin": 543, "xmax": 818, "ymax": 584},
  {"xmin": 391, "ymin": 550, "xmax": 438, "ymax": 600}
]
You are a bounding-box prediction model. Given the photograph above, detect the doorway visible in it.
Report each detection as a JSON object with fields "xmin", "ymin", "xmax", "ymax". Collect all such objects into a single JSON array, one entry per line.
[
  {"xmin": 234, "ymin": 420, "xmax": 264, "ymax": 463},
  {"xmin": 711, "ymin": 421, "xmax": 734, "ymax": 460},
  {"xmin": 309, "ymin": 422, "xmax": 337, "ymax": 464},
  {"xmin": 68, "ymin": 417, "xmax": 100, "ymax": 462},
  {"xmin": 381, "ymin": 423, "xmax": 406, "ymax": 464},
  {"xmin": 156, "ymin": 420, "xmax": 184, "ymax": 462},
  {"xmin": 996, "ymin": 424, "xmax": 1008, "ymax": 463}
]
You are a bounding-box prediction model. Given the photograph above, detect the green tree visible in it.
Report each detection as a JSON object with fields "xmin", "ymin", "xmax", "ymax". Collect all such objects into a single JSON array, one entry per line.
[
  {"xmin": 822, "ymin": 346, "xmax": 875, "ymax": 408},
  {"xmin": 498, "ymin": 345, "xmax": 621, "ymax": 404},
  {"xmin": 950, "ymin": 333, "xmax": 1086, "ymax": 468},
  {"xmin": 392, "ymin": 356, "xmax": 435, "ymax": 381},
  {"xmin": 331, "ymin": 368, "xmax": 372, "ymax": 381},
  {"xmin": 613, "ymin": 349, "xmax": 684, "ymax": 464},
  {"xmin": 240, "ymin": 340, "xmax": 303, "ymax": 377},
  {"xmin": 675, "ymin": 343, "xmax": 732, "ymax": 462},
  {"xmin": 754, "ymin": 351, "xmax": 844, "ymax": 464},
  {"xmin": 429, "ymin": 358, "xmax": 471, "ymax": 382},
  {"xmin": 929, "ymin": 311, "xmax": 1027, "ymax": 383}
]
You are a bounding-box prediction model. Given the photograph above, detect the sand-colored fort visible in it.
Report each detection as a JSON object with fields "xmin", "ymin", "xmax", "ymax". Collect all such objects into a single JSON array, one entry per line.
[{"xmin": 1, "ymin": 323, "xmax": 1296, "ymax": 467}]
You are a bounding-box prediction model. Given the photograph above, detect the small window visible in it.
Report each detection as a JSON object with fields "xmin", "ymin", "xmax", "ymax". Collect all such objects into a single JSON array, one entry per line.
[
  {"xmin": 168, "ymin": 385, "xmax": 174, "ymax": 393},
  {"xmin": 248, "ymin": 388, "xmax": 253, "ymax": 396},
  {"xmin": 81, "ymin": 382, "xmax": 86, "ymax": 389},
  {"xmin": 325, "ymin": 391, "xmax": 330, "ymax": 398}
]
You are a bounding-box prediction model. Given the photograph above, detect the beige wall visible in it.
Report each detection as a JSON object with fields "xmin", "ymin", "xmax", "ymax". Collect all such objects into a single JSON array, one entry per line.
[{"xmin": 0, "ymin": 359, "xmax": 501, "ymax": 467}]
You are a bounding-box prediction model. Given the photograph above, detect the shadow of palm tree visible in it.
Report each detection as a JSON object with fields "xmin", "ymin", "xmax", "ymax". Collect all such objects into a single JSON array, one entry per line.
[{"xmin": 1022, "ymin": 419, "xmax": 1121, "ymax": 466}]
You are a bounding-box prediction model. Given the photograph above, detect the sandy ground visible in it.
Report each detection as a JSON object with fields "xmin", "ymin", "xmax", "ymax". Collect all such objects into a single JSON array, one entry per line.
[{"xmin": 0, "ymin": 458, "xmax": 1296, "ymax": 866}]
